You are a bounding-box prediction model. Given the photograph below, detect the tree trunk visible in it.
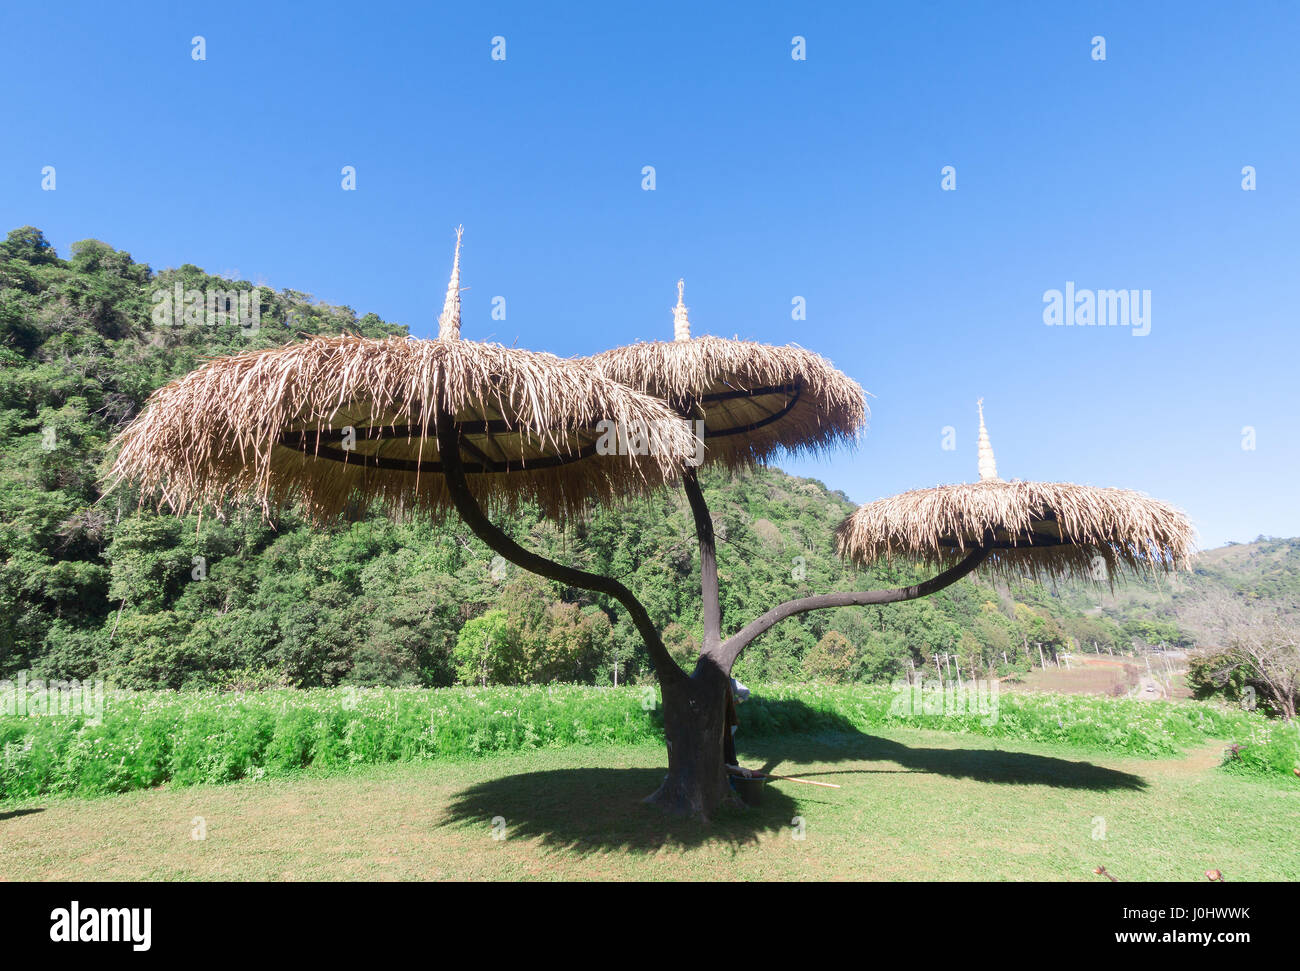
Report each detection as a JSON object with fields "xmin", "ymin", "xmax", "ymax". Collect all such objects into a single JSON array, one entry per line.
[
  {"xmin": 643, "ymin": 658, "xmax": 739, "ymax": 819},
  {"xmin": 435, "ymin": 398, "xmax": 993, "ymax": 821},
  {"xmin": 643, "ymin": 469, "xmax": 739, "ymax": 819}
]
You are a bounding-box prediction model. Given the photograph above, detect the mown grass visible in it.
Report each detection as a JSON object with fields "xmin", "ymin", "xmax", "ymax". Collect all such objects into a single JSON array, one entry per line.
[
  {"xmin": 2, "ymin": 682, "xmax": 1295, "ymax": 800},
  {"xmin": 3, "ymin": 731, "xmax": 1296, "ymax": 881}
]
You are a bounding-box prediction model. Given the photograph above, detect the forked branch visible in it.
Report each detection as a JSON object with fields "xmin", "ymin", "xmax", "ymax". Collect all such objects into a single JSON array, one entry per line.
[
  {"xmin": 434, "ymin": 396, "xmax": 687, "ymax": 685},
  {"xmin": 710, "ymin": 548, "xmax": 991, "ymax": 671},
  {"xmin": 682, "ymin": 468, "xmax": 722, "ymax": 653}
]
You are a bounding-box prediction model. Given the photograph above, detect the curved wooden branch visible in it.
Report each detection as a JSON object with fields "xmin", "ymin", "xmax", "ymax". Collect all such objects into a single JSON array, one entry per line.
[
  {"xmin": 434, "ymin": 397, "xmax": 687, "ymax": 685},
  {"xmin": 711, "ymin": 548, "xmax": 991, "ymax": 672},
  {"xmin": 681, "ymin": 468, "xmax": 722, "ymax": 653}
]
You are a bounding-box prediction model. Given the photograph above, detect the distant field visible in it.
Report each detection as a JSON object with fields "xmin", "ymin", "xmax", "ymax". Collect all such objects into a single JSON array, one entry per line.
[
  {"xmin": 3, "ymin": 728, "xmax": 1295, "ymax": 881},
  {"xmin": 1004, "ymin": 655, "xmax": 1196, "ymax": 701}
]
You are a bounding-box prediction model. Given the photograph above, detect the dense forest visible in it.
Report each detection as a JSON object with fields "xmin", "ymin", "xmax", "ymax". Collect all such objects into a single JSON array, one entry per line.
[{"xmin": 2, "ymin": 226, "xmax": 1294, "ymax": 691}]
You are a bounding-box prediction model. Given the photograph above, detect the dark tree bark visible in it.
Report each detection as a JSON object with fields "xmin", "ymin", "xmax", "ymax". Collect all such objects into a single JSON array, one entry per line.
[
  {"xmin": 666, "ymin": 475, "xmax": 990, "ymax": 818},
  {"xmin": 681, "ymin": 468, "xmax": 722, "ymax": 652},
  {"xmin": 637, "ymin": 467, "xmax": 739, "ymax": 817},
  {"xmin": 642, "ymin": 654, "xmax": 737, "ymax": 817}
]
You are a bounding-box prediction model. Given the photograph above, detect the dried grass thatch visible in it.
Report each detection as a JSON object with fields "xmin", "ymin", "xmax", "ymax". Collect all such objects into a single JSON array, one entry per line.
[
  {"xmin": 584, "ymin": 281, "xmax": 867, "ymax": 468},
  {"xmin": 837, "ymin": 403, "xmax": 1195, "ymax": 583},
  {"xmin": 109, "ymin": 334, "xmax": 697, "ymax": 523},
  {"xmin": 108, "ymin": 235, "xmax": 697, "ymax": 523},
  {"xmin": 836, "ymin": 479, "xmax": 1195, "ymax": 583}
]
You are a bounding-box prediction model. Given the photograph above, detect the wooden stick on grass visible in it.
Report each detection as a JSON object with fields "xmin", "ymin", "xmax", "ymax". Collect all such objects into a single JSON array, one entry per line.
[{"xmin": 758, "ymin": 774, "xmax": 841, "ymax": 789}]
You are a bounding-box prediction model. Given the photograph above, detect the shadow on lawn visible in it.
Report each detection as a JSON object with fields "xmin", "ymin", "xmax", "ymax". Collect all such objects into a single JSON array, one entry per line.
[
  {"xmin": 0, "ymin": 807, "xmax": 44, "ymax": 821},
  {"xmin": 443, "ymin": 765, "xmax": 803, "ymax": 852},
  {"xmin": 750, "ymin": 733, "xmax": 1147, "ymax": 791},
  {"xmin": 440, "ymin": 698, "xmax": 1146, "ymax": 853}
]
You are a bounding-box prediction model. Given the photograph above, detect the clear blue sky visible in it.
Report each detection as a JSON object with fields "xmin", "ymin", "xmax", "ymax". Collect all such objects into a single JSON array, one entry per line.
[{"xmin": 3, "ymin": 1, "xmax": 1297, "ymax": 549}]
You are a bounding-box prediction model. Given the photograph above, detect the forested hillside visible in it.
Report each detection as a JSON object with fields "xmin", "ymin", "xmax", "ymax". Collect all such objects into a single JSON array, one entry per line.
[
  {"xmin": 2, "ymin": 226, "xmax": 1292, "ymax": 690},
  {"xmin": 1047, "ymin": 536, "xmax": 1300, "ymax": 649}
]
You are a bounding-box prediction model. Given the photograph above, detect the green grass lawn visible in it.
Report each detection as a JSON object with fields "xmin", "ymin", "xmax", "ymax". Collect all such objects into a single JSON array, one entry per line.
[{"xmin": 3, "ymin": 724, "xmax": 1295, "ymax": 881}]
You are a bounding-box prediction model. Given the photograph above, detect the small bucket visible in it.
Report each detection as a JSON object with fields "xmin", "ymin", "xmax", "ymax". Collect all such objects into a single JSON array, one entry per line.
[{"xmin": 730, "ymin": 775, "xmax": 766, "ymax": 806}]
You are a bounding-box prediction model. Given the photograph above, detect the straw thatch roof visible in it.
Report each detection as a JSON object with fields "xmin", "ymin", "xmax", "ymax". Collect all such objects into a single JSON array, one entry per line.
[
  {"xmin": 835, "ymin": 403, "xmax": 1195, "ymax": 582},
  {"xmin": 584, "ymin": 281, "xmax": 867, "ymax": 468},
  {"xmin": 836, "ymin": 479, "xmax": 1195, "ymax": 582},
  {"xmin": 108, "ymin": 235, "xmax": 697, "ymax": 523}
]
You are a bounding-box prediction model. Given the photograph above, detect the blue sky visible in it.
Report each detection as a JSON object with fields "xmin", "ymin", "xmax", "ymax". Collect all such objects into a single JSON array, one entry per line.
[{"xmin": 3, "ymin": 1, "xmax": 1297, "ymax": 549}]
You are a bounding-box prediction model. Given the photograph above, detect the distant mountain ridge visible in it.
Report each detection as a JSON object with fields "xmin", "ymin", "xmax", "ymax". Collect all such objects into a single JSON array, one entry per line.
[{"xmin": 1043, "ymin": 537, "xmax": 1300, "ymax": 648}]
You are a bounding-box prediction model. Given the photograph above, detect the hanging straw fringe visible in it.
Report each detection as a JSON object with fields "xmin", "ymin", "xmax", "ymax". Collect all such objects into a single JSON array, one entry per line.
[
  {"xmin": 586, "ymin": 328, "xmax": 868, "ymax": 469},
  {"xmin": 836, "ymin": 478, "xmax": 1194, "ymax": 584},
  {"xmin": 836, "ymin": 396, "xmax": 1193, "ymax": 584}
]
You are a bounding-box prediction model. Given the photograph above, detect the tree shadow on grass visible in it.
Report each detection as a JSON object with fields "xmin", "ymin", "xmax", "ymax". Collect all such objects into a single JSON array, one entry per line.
[
  {"xmin": 749, "ymin": 733, "xmax": 1148, "ymax": 792},
  {"xmin": 439, "ymin": 699, "xmax": 1147, "ymax": 853},
  {"xmin": 441, "ymin": 766, "xmax": 804, "ymax": 852},
  {"xmin": 0, "ymin": 807, "xmax": 44, "ymax": 821}
]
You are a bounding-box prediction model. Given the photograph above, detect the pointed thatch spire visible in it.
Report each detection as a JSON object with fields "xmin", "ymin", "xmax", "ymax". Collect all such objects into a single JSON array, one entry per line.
[
  {"xmin": 438, "ymin": 226, "xmax": 464, "ymax": 340},
  {"xmin": 672, "ymin": 278, "xmax": 691, "ymax": 341},
  {"xmin": 977, "ymin": 398, "xmax": 998, "ymax": 482}
]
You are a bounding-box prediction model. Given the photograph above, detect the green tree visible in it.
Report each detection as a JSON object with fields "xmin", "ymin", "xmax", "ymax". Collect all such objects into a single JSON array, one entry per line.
[
  {"xmin": 803, "ymin": 630, "xmax": 857, "ymax": 683},
  {"xmin": 454, "ymin": 610, "xmax": 512, "ymax": 686},
  {"xmin": 855, "ymin": 630, "xmax": 909, "ymax": 683},
  {"xmin": 2, "ymin": 226, "xmax": 58, "ymax": 265}
]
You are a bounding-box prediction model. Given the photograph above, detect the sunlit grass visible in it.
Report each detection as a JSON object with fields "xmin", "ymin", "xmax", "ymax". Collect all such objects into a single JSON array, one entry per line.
[{"xmin": 2, "ymin": 731, "xmax": 1295, "ymax": 881}]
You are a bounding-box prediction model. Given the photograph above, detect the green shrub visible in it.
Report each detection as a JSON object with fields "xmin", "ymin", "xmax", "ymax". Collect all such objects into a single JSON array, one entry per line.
[{"xmin": 1, "ymin": 683, "xmax": 1292, "ymax": 801}]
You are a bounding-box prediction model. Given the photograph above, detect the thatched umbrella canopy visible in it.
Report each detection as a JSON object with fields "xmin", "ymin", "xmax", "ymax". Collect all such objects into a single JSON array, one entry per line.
[
  {"xmin": 584, "ymin": 280, "xmax": 867, "ymax": 467},
  {"xmin": 835, "ymin": 400, "xmax": 1195, "ymax": 582},
  {"xmin": 109, "ymin": 231, "xmax": 696, "ymax": 522}
]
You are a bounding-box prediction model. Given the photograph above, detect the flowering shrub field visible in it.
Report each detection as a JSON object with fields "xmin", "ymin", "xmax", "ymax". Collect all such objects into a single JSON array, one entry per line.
[{"xmin": 1, "ymin": 683, "xmax": 1293, "ymax": 799}]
